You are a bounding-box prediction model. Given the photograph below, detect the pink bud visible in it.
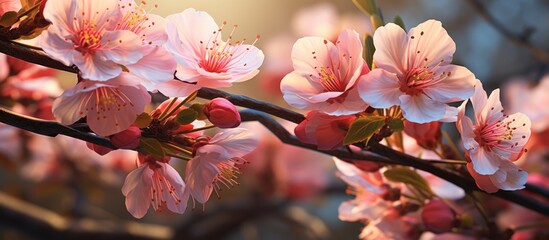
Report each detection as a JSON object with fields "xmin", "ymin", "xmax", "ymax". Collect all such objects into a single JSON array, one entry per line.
[
  {"xmin": 86, "ymin": 142, "xmax": 113, "ymax": 156},
  {"xmin": 110, "ymin": 124, "xmax": 141, "ymax": 149},
  {"xmin": 404, "ymin": 120, "xmax": 441, "ymax": 150},
  {"xmin": 295, "ymin": 110, "xmax": 356, "ymax": 150},
  {"xmin": 421, "ymin": 199, "xmax": 457, "ymax": 234},
  {"xmin": 203, "ymin": 98, "xmax": 241, "ymax": 128}
]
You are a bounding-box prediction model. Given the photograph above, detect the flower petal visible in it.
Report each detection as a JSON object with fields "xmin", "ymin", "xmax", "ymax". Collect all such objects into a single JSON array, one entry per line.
[
  {"xmin": 357, "ymin": 69, "xmax": 402, "ymax": 108},
  {"xmin": 470, "ymin": 147, "xmax": 501, "ymax": 175},
  {"xmin": 372, "ymin": 23, "xmax": 407, "ymax": 76},
  {"xmin": 399, "ymin": 94, "xmax": 446, "ymax": 123},
  {"xmin": 423, "ymin": 65, "xmax": 475, "ymax": 103}
]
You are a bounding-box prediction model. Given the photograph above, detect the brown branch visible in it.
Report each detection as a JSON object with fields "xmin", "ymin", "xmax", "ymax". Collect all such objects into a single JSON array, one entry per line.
[
  {"xmin": 0, "ymin": 38, "xmax": 548, "ymax": 216},
  {"xmin": 467, "ymin": 0, "xmax": 549, "ymax": 63}
]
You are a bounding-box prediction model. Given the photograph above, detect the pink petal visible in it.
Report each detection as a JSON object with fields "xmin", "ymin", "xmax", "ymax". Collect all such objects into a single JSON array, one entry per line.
[
  {"xmin": 494, "ymin": 112, "xmax": 531, "ymax": 160},
  {"xmin": 399, "ymin": 94, "xmax": 446, "ymax": 123},
  {"xmin": 423, "ymin": 65, "xmax": 475, "ymax": 103},
  {"xmin": 491, "ymin": 160, "xmax": 527, "ymax": 191},
  {"xmin": 372, "ymin": 23, "xmax": 407, "ymax": 76},
  {"xmin": 357, "ymin": 69, "xmax": 402, "ymax": 108},
  {"xmin": 122, "ymin": 165, "xmax": 153, "ymax": 218},
  {"xmin": 458, "ymin": 115, "xmax": 478, "ymax": 151},
  {"xmin": 470, "ymin": 147, "xmax": 501, "ymax": 175},
  {"xmin": 467, "ymin": 163, "xmax": 499, "ymax": 193},
  {"xmin": 101, "ymin": 30, "xmax": 144, "ymax": 65},
  {"xmin": 332, "ymin": 29, "xmax": 364, "ymax": 89},
  {"xmin": 165, "ymin": 8, "xmax": 220, "ymax": 67},
  {"xmin": 184, "ymin": 154, "xmax": 219, "ymax": 203},
  {"xmin": 74, "ymin": 54, "xmax": 122, "ymax": 81},
  {"xmin": 291, "ymin": 36, "xmax": 335, "ymax": 75},
  {"xmin": 205, "ymin": 128, "xmax": 259, "ymax": 158},
  {"xmin": 480, "ymin": 88, "xmax": 504, "ymax": 125},
  {"xmin": 42, "ymin": 0, "xmax": 78, "ymax": 33},
  {"xmin": 155, "ymin": 79, "xmax": 201, "ymax": 98},
  {"xmin": 158, "ymin": 162, "xmax": 187, "ymax": 214},
  {"xmin": 39, "ymin": 30, "xmax": 81, "ymax": 66},
  {"xmin": 126, "ymin": 46, "xmax": 177, "ymax": 86},
  {"xmin": 224, "ymin": 44, "xmax": 264, "ymax": 82},
  {"xmin": 405, "ymin": 20, "xmax": 455, "ymax": 70}
]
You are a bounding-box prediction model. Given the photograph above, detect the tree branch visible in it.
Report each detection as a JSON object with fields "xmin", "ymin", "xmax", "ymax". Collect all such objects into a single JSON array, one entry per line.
[{"xmin": 0, "ymin": 38, "xmax": 547, "ymax": 216}]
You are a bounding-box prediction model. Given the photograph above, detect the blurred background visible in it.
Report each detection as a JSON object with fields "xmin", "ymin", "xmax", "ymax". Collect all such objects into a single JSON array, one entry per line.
[{"xmin": 1, "ymin": 0, "xmax": 548, "ymax": 239}]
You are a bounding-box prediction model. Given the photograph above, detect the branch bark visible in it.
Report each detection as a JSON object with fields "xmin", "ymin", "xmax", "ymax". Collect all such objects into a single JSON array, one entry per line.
[{"xmin": 0, "ymin": 38, "xmax": 548, "ymax": 216}]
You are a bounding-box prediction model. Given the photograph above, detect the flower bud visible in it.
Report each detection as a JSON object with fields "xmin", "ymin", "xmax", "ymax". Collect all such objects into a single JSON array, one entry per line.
[
  {"xmin": 295, "ymin": 110, "xmax": 356, "ymax": 150},
  {"xmin": 421, "ymin": 199, "xmax": 457, "ymax": 234},
  {"xmin": 110, "ymin": 124, "xmax": 141, "ymax": 149},
  {"xmin": 86, "ymin": 142, "xmax": 113, "ymax": 156},
  {"xmin": 203, "ymin": 98, "xmax": 241, "ymax": 128},
  {"xmin": 404, "ymin": 120, "xmax": 441, "ymax": 150}
]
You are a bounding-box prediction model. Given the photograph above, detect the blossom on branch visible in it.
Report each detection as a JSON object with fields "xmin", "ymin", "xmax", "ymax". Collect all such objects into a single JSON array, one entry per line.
[
  {"xmin": 52, "ymin": 73, "xmax": 150, "ymax": 136},
  {"xmin": 185, "ymin": 128, "xmax": 258, "ymax": 204},
  {"xmin": 280, "ymin": 29, "xmax": 369, "ymax": 116},
  {"xmin": 158, "ymin": 8, "xmax": 264, "ymax": 97},
  {"xmin": 122, "ymin": 154, "xmax": 187, "ymax": 218},
  {"xmin": 457, "ymin": 80, "xmax": 530, "ymax": 192},
  {"xmin": 358, "ymin": 20, "xmax": 476, "ymax": 123}
]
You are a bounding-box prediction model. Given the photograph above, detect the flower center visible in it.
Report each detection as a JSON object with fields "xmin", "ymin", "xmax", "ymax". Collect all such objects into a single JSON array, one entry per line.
[
  {"xmin": 75, "ymin": 27, "xmax": 102, "ymax": 52},
  {"xmin": 198, "ymin": 22, "xmax": 260, "ymax": 73},
  {"xmin": 150, "ymin": 165, "xmax": 183, "ymax": 212},
  {"xmin": 80, "ymin": 87, "xmax": 134, "ymax": 126},
  {"xmin": 309, "ymin": 39, "xmax": 353, "ymax": 93}
]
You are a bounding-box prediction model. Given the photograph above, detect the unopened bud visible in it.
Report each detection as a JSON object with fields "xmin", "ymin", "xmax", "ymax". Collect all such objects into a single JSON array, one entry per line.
[
  {"xmin": 421, "ymin": 199, "xmax": 457, "ymax": 234},
  {"xmin": 110, "ymin": 124, "xmax": 141, "ymax": 149},
  {"xmin": 203, "ymin": 98, "xmax": 241, "ymax": 128},
  {"xmin": 404, "ymin": 120, "xmax": 441, "ymax": 150},
  {"xmin": 86, "ymin": 142, "xmax": 113, "ymax": 156}
]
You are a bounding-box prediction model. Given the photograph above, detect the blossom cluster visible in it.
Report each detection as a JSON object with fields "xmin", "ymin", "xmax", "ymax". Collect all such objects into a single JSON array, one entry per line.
[{"xmin": 0, "ymin": 0, "xmax": 543, "ymax": 239}]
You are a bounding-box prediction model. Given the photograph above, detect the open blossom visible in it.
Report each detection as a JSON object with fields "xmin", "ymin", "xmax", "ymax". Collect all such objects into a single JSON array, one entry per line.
[
  {"xmin": 40, "ymin": 0, "xmax": 144, "ymax": 81},
  {"xmin": 158, "ymin": 8, "xmax": 264, "ymax": 97},
  {"xmin": 115, "ymin": 0, "xmax": 176, "ymax": 89},
  {"xmin": 185, "ymin": 128, "xmax": 258, "ymax": 204},
  {"xmin": 122, "ymin": 155, "xmax": 187, "ymax": 218},
  {"xmin": 280, "ymin": 29, "xmax": 369, "ymax": 116},
  {"xmin": 294, "ymin": 110, "xmax": 356, "ymax": 150},
  {"xmin": 457, "ymin": 80, "xmax": 529, "ymax": 192},
  {"xmin": 52, "ymin": 73, "xmax": 150, "ymax": 136},
  {"xmin": 358, "ymin": 20, "xmax": 475, "ymax": 123}
]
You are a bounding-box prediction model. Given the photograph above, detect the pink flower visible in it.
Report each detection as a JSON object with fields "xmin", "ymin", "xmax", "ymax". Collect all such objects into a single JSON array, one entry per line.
[
  {"xmin": 457, "ymin": 80, "xmax": 531, "ymax": 174},
  {"xmin": 158, "ymin": 8, "xmax": 264, "ymax": 97},
  {"xmin": 115, "ymin": 0, "xmax": 177, "ymax": 89},
  {"xmin": 110, "ymin": 124, "xmax": 141, "ymax": 149},
  {"xmin": 203, "ymin": 98, "xmax": 241, "ymax": 128},
  {"xmin": 466, "ymin": 160, "xmax": 528, "ymax": 193},
  {"xmin": 357, "ymin": 20, "xmax": 475, "ymax": 123},
  {"xmin": 122, "ymin": 155, "xmax": 187, "ymax": 218},
  {"xmin": 185, "ymin": 128, "xmax": 258, "ymax": 203},
  {"xmin": 333, "ymin": 158, "xmax": 389, "ymax": 222},
  {"xmin": 40, "ymin": 0, "xmax": 144, "ymax": 81},
  {"xmin": 52, "ymin": 73, "xmax": 151, "ymax": 136},
  {"xmin": 421, "ymin": 199, "xmax": 457, "ymax": 234},
  {"xmin": 295, "ymin": 110, "xmax": 355, "ymax": 150},
  {"xmin": 280, "ymin": 29, "xmax": 368, "ymax": 115}
]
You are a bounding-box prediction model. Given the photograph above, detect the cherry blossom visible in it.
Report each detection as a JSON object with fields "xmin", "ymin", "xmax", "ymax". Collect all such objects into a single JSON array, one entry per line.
[
  {"xmin": 280, "ymin": 29, "xmax": 369, "ymax": 115},
  {"xmin": 115, "ymin": 0, "xmax": 176, "ymax": 90},
  {"xmin": 159, "ymin": 8, "xmax": 264, "ymax": 97},
  {"xmin": 457, "ymin": 80, "xmax": 531, "ymax": 173},
  {"xmin": 40, "ymin": 0, "xmax": 144, "ymax": 81},
  {"xmin": 122, "ymin": 155, "xmax": 187, "ymax": 218},
  {"xmin": 357, "ymin": 20, "xmax": 475, "ymax": 123},
  {"xmin": 185, "ymin": 128, "xmax": 258, "ymax": 204},
  {"xmin": 457, "ymin": 80, "xmax": 530, "ymax": 191},
  {"xmin": 52, "ymin": 73, "xmax": 150, "ymax": 136}
]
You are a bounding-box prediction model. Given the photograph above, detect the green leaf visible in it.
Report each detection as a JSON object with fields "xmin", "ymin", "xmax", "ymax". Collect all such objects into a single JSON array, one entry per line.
[
  {"xmin": 393, "ymin": 15, "xmax": 406, "ymax": 30},
  {"xmin": 189, "ymin": 103, "xmax": 207, "ymax": 120},
  {"xmin": 175, "ymin": 108, "xmax": 198, "ymax": 125},
  {"xmin": 364, "ymin": 34, "xmax": 375, "ymax": 69},
  {"xmin": 134, "ymin": 112, "xmax": 152, "ymax": 128},
  {"xmin": 343, "ymin": 115, "xmax": 385, "ymax": 145},
  {"xmin": 370, "ymin": 14, "xmax": 384, "ymax": 30},
  {"xmin": 0, "ymin": 11, "xmax": 18, "ymax": 27},
  {"xmin": 387, "ymin": 118, "xmax": 404, "ymax": 132},
  {"xmin": 384, "ymin": 167, "xmax": 434, "ymax": 195},
  {"xmin": 139, "ymin": 137, "xmax": 165, "ymax": 157},
  {"xmin": 352, "ymin": 0, "xmax": 378, "ymax": 15}
]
